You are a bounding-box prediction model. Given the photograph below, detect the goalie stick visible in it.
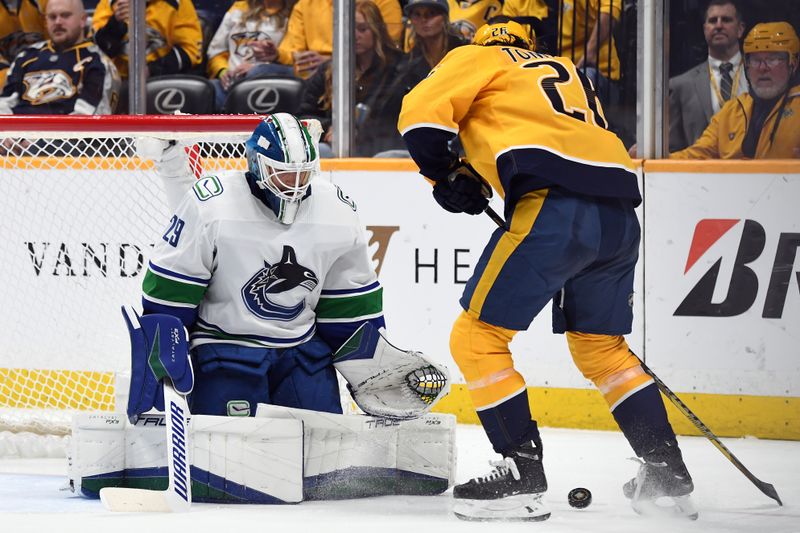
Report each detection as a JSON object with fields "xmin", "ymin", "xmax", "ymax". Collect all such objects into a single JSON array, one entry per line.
[
  {"xmin": 481, "ymin": 206, "xmax": 783, "ymax": 507},
  {"xmin": 99, "ymin": 381, "xmax": 192, "ymax": 512}
]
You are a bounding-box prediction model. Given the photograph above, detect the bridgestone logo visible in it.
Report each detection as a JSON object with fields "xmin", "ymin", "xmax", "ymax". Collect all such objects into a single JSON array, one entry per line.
[{"xmin": 170, "ymin": 400, "xmax": 189, "ymax": 502}]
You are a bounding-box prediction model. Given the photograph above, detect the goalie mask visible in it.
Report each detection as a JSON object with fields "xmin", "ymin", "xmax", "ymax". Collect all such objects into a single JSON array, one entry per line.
[{"xmin": 245, "ymin": 113, "xmax": 318, "ymax": 224}]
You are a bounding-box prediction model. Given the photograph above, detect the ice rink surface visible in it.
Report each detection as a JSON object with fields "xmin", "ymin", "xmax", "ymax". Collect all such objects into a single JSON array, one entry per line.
[{"xmin": 1, "ymin": 424, "xmax": 797, "ymax": 533}]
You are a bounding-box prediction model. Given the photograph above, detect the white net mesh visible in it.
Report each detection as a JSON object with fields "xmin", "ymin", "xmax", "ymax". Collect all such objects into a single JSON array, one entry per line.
[{"xmin": 0, "ymin": 116, "xmax": 257, "ymax": 457}]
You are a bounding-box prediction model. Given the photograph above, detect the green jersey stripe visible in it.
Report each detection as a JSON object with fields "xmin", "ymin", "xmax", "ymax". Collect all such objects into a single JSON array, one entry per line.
[
  {"xmin": 143, "ymin": 269, "xmax": 207, "ymax": 306},
  {"xmin": 315, "ymin": 288, "xmax": 382, "ymax": 319}
]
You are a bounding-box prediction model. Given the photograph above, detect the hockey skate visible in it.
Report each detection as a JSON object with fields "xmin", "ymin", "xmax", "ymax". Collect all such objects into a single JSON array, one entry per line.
[
  {"xmin": 624, "ymin": 441, "xmax": 698, "ymax": 520},
  {"xmin": 452, "ymin": 440, "xmax": 550, "ymax": 522}
]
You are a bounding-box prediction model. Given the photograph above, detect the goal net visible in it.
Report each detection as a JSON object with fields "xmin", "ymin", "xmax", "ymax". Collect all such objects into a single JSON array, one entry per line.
[{"xmin": 0, "ymin": 115, "xmax": 266, "ymax": 457}]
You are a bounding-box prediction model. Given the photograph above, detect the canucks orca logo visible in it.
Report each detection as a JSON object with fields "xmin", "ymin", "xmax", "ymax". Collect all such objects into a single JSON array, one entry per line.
[{"xmin": 241, "ymin": 245, "xmax": 319, "ymax": 321}]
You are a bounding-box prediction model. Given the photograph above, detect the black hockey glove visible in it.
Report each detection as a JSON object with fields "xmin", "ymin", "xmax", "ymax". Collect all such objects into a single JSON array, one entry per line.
[{"xmin": 432, "ymin": 159, "xmax": 492, "ymax": 215}]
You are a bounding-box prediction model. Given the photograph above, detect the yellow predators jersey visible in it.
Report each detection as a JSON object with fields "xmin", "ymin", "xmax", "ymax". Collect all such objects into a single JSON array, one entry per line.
[
  {"xmin": 558, "ymin": 0, "xmax": 621, "ymax": 80},
  {"xmin": 92, "ymin": 0, "xmax": 202, "ymax": 78},
  {"xmin": 448, "ymin": 0, "xmax": 503, "ymax": 41},
  {"xmin": 398, "ymin": 44, "xmax": 639, "ymax": 206}
]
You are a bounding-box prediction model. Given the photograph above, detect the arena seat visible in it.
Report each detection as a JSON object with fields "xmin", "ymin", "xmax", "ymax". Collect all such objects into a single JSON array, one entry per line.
[
  {"xmin": 146, "ymin": 75, "xmax": 216, "ymax": 114},
  {"xmin": 222, "ymin": 77, "xmax": 304, "ymax": 115}
]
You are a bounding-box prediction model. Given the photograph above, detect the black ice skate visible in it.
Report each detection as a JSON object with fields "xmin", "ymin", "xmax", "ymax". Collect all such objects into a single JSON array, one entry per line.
[
  {"xmin": 623, "ymin": 441, "xmax": 698, "ymax": 520},
  {"xmin": 452, "ymin": 440, "xmax": 550, "ymax": 522}
]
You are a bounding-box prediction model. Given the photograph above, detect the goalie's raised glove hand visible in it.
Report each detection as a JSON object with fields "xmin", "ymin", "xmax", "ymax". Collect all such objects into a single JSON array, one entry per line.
[{"xmin": 432, "ymin": 159, "xmax": 492, "ymax": 215}]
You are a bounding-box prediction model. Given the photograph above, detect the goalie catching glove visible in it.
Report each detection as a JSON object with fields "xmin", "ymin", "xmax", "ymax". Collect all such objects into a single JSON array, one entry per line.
[
  {"xmin": 122, "ymin": 306, "xmax": 194, "ymax": 423},
  {"xmin": 432, "ymin": 158, "xmax": 492, "ymax": 215},
  {"xmin": 333, "ymin": 322, "xmax": 450, "ymax": 419}
]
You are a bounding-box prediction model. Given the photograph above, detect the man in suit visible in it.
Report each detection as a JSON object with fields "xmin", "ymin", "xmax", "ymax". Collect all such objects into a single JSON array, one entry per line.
[{"xmin": 669, "ymin": 0, "xmax": 747, "ymax": 151}]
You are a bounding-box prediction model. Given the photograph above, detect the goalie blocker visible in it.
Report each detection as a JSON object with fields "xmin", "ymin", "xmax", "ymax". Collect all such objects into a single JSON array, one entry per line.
[{"xmin": 68, "ymin": 406, "xmax": 456, "ymax": 503}]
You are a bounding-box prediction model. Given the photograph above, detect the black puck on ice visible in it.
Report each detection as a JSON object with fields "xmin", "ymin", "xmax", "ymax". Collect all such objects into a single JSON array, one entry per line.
[{"xmin": 567, "ymin": 487, "xmax": 592, "ymax": 509}]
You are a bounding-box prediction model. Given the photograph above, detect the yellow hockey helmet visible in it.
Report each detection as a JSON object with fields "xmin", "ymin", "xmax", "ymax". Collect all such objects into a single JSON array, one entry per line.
[
  {"xmin": 473, "ymin": 20, "xmax": 535, "ymax": 51},
  {"xmin": 743, "ymin": 22, "xmax": 799, "ymax": 68}
]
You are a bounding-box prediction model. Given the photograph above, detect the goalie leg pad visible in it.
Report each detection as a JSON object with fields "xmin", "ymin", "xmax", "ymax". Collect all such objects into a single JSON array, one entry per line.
[
  {"xmin": 256, "ymin": 404, "xmax": 457, "ymax": 499},
  {"xmin": 69, "ymin": 413, "xmax": 303, "ymax": 503}
]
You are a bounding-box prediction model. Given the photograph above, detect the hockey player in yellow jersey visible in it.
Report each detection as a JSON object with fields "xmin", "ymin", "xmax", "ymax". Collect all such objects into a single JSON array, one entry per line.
[{"xmin": 398, "ymin": 20, "xmax": 697, "ymax": 521}]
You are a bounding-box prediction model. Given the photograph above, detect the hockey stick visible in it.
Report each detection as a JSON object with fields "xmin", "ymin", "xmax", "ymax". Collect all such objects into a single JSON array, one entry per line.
[
  {"xmin": 481, "ymin": 208, "xmax": 783, "ymax": 506},
  {"xmin": 638, "ymin": 360, "xmax": 783, "ymax": 506},
  {"xmin": 100, "ymin": 381, "xmax": 192, "ymax": 512}
]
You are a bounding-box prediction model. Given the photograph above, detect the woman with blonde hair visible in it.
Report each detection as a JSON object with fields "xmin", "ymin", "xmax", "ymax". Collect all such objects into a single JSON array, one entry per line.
[
  {"xmin": 207, "ymin": 0, "xmax": 294, "ymax": 111},
  {"xmin": 300, "ymin": 0, "xmax": 407, "ymax": 156}
]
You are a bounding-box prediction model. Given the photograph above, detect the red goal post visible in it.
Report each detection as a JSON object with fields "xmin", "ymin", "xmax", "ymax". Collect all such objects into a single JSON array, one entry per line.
[{"xmin": 0, "ymin": 115, "xmax": 269, "ymax": 457}]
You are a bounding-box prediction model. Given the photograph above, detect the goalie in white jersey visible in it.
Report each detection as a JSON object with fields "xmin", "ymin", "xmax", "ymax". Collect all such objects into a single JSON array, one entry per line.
[
  {"xmin": 68, "ymin": 114, "xmax": 455, "ymax": 507},
  {"xmin": 137, "ymin": 113, "xmax": 386, "ymax": 418}
]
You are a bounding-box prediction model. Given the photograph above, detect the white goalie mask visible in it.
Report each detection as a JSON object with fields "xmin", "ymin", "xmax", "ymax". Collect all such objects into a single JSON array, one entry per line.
[{"xmin": 245, "ymin": 113, "xmax": 319, "ymax": 224}]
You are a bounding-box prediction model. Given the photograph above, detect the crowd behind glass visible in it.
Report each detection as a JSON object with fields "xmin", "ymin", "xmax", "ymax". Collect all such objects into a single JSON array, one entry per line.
[{"xmin": 0, "ymin": 0, "xmax": 797, "ymax": 159}]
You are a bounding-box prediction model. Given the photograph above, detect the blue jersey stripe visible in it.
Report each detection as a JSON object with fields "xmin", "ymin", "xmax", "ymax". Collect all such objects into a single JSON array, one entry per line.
[
  {"xmin": 195, "ymin": 317, "xmax": 315, "ymax": 345},
  {"xmin": 148, "ymin": 261, "xmax": 210, "ymax": 285},
  {"xmin": 320, "ymin": 280, "xmax": 381, "ymax": 296}
]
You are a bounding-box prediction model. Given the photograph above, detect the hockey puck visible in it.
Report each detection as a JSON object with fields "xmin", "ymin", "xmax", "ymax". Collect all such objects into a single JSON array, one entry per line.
[{"xmin": 568, "ymin": 487, "xmax": 592, "ymax": 509}]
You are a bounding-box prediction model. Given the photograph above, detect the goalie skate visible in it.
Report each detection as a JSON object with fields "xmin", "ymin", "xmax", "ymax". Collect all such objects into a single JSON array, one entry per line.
[{"xmin": 452, "ymin": 440, "xmax": 550, "ymax": 522}]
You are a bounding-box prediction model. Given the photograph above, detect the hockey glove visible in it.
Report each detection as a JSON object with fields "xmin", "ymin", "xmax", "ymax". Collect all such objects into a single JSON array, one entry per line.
[
  {"xmin": 333, "ymin": 322, "xmax": 450, "ymax": 420},
  {"xmin": 122, "ymin": 306, "xmax": 194, "ymax": 423},
  {"xmin": 432, "ymin": 159, "xmax": 492, "ymax": 215}
]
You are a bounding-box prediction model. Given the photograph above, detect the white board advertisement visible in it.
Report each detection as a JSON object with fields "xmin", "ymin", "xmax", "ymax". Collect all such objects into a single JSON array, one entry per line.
[{"xmin": 644, "ymin": 170, "xmax": 799, "ymax": 395}]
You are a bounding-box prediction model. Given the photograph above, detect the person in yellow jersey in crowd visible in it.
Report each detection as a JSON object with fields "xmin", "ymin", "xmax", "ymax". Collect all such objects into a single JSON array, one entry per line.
[
  {"xmin": 0, "ymin": 0, "xmax": 47, "ymax": 87},
  {"xmin": 92, "ymin": 0, "xmax": 203, "ymax": 79},
  {"xmin": 446, "ymin": 0, "xmax": 502, "ymax": 41},
  {"xmin": 258, "ymin": 0, "xmax": 402, "ymax": 79},
  {"xmin": 398, "ymin": 20, "xmax": 698, "ymax": 522},
  {"xmin": 558, "ymin": 0, "xmax": 622, "ymax": 106},
  {"xmin": 671, "ymin": 21, "xmax": 800, "ymax": 159}
]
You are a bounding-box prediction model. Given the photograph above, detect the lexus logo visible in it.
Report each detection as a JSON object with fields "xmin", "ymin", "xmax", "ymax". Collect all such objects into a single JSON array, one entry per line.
[
  {"xmin": 154, "ymin": 88, "xmax": 186, "ymax": 113},
  {"xmin": 247, "ymin": 87, "xmax": 280, "ymax": 113}
]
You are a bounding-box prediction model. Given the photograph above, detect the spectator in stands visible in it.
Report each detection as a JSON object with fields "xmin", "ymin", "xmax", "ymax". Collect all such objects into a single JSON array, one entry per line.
[
  {"xmin": 0, "ymin": 0, "xmax": 47, "ymax": 87},
  {"xmin": 206, "ymin": 0, "xmax": 294, "ymax": 111},
  {"xmin": 558, "ymin": 0, "xmax": 622, "ymax": 107},
  {"xmin": 447, "ymin": 0, "xmax": 504, "ymax": 42},
  {"xmin": 193, "ymin": 0, "xmax": 238, "ymax": 34},
  {"xmin": 92, "ymin": 0, "xmax": 203, "ymax": 80},
  {"xmin": 300, "ymin": 0, "xmax": 406, "ymax": 157},
  {"xmin": 671, "ymin": 22, "xmax": 800, "ymax": 159},
  {"xmin": 258, "ymin": 0, "xmax": 402, "ymax": 80},
  {"xmin": 398, "ymin": 0, "xmax": 467, "ymax": 89},
  {"xmin": 669, "ymin": 0, "xmax": 747, "ymax": 151},
  {"xmin": 500, "ymin": 0, "xmax": 549, "ymax": 51},
  {"xmin": 0, "ymin": 0, "xmax": 119, "ymax": 115}
]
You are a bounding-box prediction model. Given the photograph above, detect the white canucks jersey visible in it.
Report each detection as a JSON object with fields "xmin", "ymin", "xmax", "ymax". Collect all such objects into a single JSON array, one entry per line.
[{"xmin": 142, "ymin": 171, "xmax": 382, "ymax": 350}]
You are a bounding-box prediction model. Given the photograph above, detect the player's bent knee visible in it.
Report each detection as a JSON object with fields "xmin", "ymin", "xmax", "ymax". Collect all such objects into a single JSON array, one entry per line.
[
  {"xmin": 450, "ymin": 311, "xmax": 526, "ymax": 409},
  {"xmin": 450, "ymin": 311, "xmax": 516, "ymax": 370},
  {"xmin": 567, "ymin": 332, "xmax": 653, "ymax": 409}
]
